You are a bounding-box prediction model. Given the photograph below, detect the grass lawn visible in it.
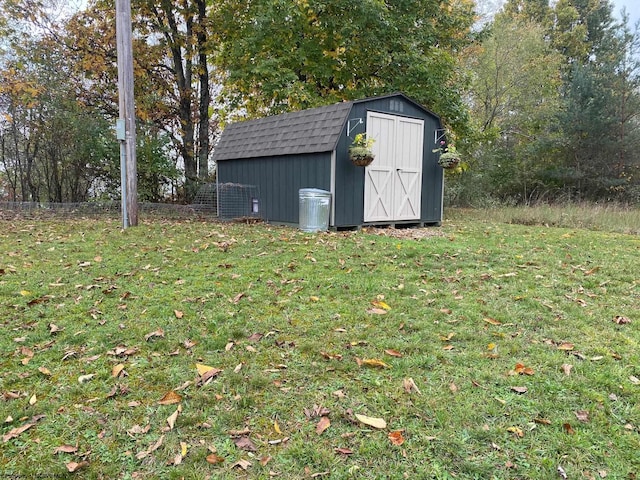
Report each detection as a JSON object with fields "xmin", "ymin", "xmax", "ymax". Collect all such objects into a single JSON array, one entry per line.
[{"xmin": 1, "ymin": 212, "xmax": 639, "ymax": 479}]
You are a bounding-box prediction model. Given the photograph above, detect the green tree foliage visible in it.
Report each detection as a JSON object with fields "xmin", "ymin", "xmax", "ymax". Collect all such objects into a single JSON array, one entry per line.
[
  {"xmin": 453, "ymin": 0, "xmax": 640, "ymax": 205},
  {"xmin": 215, "ymin": 0, "xmax": 475, "ymax": 134}
]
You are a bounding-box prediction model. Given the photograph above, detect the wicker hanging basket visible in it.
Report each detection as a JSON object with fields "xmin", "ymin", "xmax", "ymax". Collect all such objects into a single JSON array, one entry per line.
[{"xmin": 350, "ymin": 153, "xmax": 375, "ymax": 167}]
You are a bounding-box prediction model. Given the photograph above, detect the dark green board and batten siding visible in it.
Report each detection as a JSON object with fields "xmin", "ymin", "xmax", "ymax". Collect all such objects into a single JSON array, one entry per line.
[
  {"xmin": 215, "ymin": 153, "xmax": 332, "ymax": 225},
  {"xmin": 214, "ymin": 93, "xmax": 443, "ymax": 228}
]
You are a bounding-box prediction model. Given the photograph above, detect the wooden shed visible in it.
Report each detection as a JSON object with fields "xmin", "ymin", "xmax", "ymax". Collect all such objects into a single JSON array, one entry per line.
[{"xmin": 213, "ymin": 93, "xmax": 444, "ymax": 229}]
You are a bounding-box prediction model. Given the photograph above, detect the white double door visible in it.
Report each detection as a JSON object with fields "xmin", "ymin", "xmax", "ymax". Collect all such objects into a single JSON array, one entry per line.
[{"xmin": 364, "ymin": 112, "xmax": 424, "ymax": 222}]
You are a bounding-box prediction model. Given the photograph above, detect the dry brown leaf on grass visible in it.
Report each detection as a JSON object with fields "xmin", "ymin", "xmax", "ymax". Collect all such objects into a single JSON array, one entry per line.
[
  {"xmin": 384, "ymin": 349, "xmax": 403, "ymax": 358},
  {"xmin": 234, "ymin": 436, "xmax": 257, "ymax": 452},
  {"xmin": 506, "ymin": 426, "xmax": 524, "ymax": 438},
  {"xmin": 3, "ymin": 422, "xmax": 36, "ymax": 443},
  {"xmin": 112, "ymin": 364, "xmax": 126, "ymax": 378},
  {"xmin": 135, "ymin": 435, "xmax": 164, "ymax": 459},
  {"xmin": 334, "ymin": 447, "xmax": 353, "ymax": 455},
  {"xmin": 316, "ymin": 416, "xmax": 331, "ymax": 435},
  {"xmin": 484, "ymin": 317, "xmax": 502, "ymax": 326},
  {"xmin": 158, "ymin": 390, "xmax": 182, "ymax": 405},
  {"xmin": 355, "ymin": 414, "xmax": 387, "ymax": 429},
  {"xmin": 233, "ymin": 459, "xmax": 252, "ymax": 470},
  {"xmin": 65, "ymin": 461, "xmax": 89, "ymax": 473},
  {"xmin": 613, "ymin": 315, "xmax": 631, "ymax": 325},
  {"xmin": 366, "ymin": 307, "xmax": 388, "ymax": 315},
  {"xmin": 388, "ymin": 430, "xmax": 405, "ymax": 446},
  {"xmin": 575, "ymin": 410, "xmax": 589, "ymax": 422},
  {"xmin": 402, "ymin": 378, "xmax": 421, "ymax": 395},
  {"xmin": 356, "ymin": 358, "xmax": 390, "ymax": 368},
  {"xmin": 513, "ymin": 363, "xmax": 534, "ymax": 375},
  {"xmin": 561, "ymin": 364, "xmax": 573, "ymax": 376},
  {"xmin": 167, "ymin": 405, "xmax": 182, "ymax": 430},
  {"xmin": 206, "ymin": 453, "xmax": 225, "ymax": 465},
  {"xmin": 144, "ymin": 328, "xmax": 165, "ymax": 341}
]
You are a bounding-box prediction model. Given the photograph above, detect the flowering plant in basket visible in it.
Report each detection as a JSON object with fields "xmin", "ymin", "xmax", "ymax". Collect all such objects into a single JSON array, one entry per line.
[
  {"xmin": 349, "ymin": 133, "xmax": 375, "ymax": 167},
  {"xmin": 433, "ymin": 141, "xmax": 461, "ymax": 169}
]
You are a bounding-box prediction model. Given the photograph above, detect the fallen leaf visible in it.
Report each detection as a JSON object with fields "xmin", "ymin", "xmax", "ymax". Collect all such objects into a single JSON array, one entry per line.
[
  {"xmin": 629, "ymin": 375, "xmax": 640, "ymax": 385},
  {"xmin": 247, "ymin": 332, "xmax": 263, "ymax": 342},
  {"xmin": 366, "ymin": 308, "xmax": 387, "ymax": 315},
  {"xmin": 401, "ymin": 378, "xmax": 420, "ymax": 395},
  {"xmin": 274, "ymin": 420, "xmax": 282, "ymax": 435},
  {"xmin": 484, "ymin": 317, "xmax": 502, "ymax": 326},
  {"xmin": 158, "ymin": 390, "xmax": 182, "ymax": 405},
  {"xmin": 112, "ymin": 364, "xmax": 126, "ymax": 378},
  {"xmin": 442, "ymin": 345, "xmax": 455, "ymax": 351},
  {"xmin": 167, "ymin": 405, "xmax": 181, "ymax": 430},
  {"xmin": 260, "ymin": 455, "xmax": 272, "ymax": 466},
  {"xmin": 372, "ymin": 300, "xmax": 391, "ymax": 310},
  {"xmin": 506, "ymin": 426, "xmax": 524, "ymax": 438},
  {"xmin": 514, "ymin": 363, "xmax": 534, "ymax": 375},
  {"xmin": 206, "ymin": 453, "xmax": 225, "ymax": 464},
  {"xmin": 196, "ymin": 363, "xmax": 217, "ymax": 376},
  {"xmin": 355, "ymin": 414, "xmax": 387, "ymax": 429},
  {"xmin": 388, "ymin": 430, "xmax": 405, "ymax": 446},
  {"xmin": 316, "ymin": 416, "xmax": 331, "ymax": 435},
  {"xmin": 449, "ymin": 382, "xmax": 458, "ymax": 393},
  {"xmin": 332, "ymin": 389, "xmax": 346, "ymax": 399},
  {"xmin": 561, "ymin": 364, "xmax": 573, "ymax": 376},
  {"xmin": 510, "ymin": 386, "xmax": 528, "ymax": 394},
  {"xmin": 310, "ymin": 296, "xmax": 320, "ymax": 302},
  {"xmin": 65, "ymin": 461, "xmax": 89, "ymax": 473},
  {"xmin": 78, "ymin": 374, "xmax": 95, "ymax": 384},
  {"xmin": 3, "ymin": 422, "xmax": 36, "ymax": 442},
  {"xmin": 334, "ymin": 447, "xmax": 353, "ymax": 455},
  {"xmin": 232, "ymin": 458, "xmax": 252, "ymax": 470},
  {"xmin": 558, "ymin": 466, "xmax": 568, "ymax": 479},
  {"xmin": 359, "ymin": 358, "xmax": 389, "ymax": 368},
  {"xmin": 49, "ymin": 323, "xmax": 63, "ymax": 334},
  {"xmin": 575, "ymin": 410, "xmax": 589, "ymax": 422},
  {"xmin": 144, "ymin": 328, "xmax": 165, "ymax": 341},
  {"xmin": 53, "ymin": 445, "xmax": 78, "ymax": 454},
  {"xmin": 563, "ymin": 423, "xmax": 575, "ymax": 435},
  {"xmin": 225, "ymin": 342, "xmax": 234, "ymax": 351},
  {"xmin": 612, "ymin": 315, "xmax": 631, "ymax": 325},
  {"xmin": 28, "ymin": 394, "xmax": 37, "ymax": 405},
  {"xmin": 232, "ymin": 292, "xmax": 245, "ymax": 304},
  {"xmin": 38, "ymin": 366, "xmax": 52, "ymax": 377},
  {"xmin": 533, "ymin": 417, "xmax": 552, "ymax": 425},
  {"xmin": 384, "ymin": 349, "xmax": 403, "ymax": 358},
  {"xmin": 440, "ymin": 332, "xmax": 455, "ymax": 341},
  {"xmin": 135, "ymin": 435, "xmax": 164, "ymax": 459},
  {"xmin": 174, "ymin": 310, "xmax": 184, "ymax": 319},
  {"xmin": 234, "ymin": 436, "xmax": 257, "ymax": 452},
  {"xmin": 127, "ymin": 424, "xmax": 150, "ymax": 435},
  {"xmin": 557, "ymin": 342, "xmax": 575, "ymax": 351}
]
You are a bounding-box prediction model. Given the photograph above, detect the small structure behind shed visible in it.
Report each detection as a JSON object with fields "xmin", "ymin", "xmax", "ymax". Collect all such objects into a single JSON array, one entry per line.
[{"xmin": 213, "ymin": 93, "xmax": 444, "ymax": 229}]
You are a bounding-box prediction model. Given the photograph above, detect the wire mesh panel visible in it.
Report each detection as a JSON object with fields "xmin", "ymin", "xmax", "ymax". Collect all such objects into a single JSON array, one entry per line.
[
  {"xmin": 191, "ymin": 183, "xmax": 218, "ymax": 214},
  {"xmin": 216, "ymin": 183, "xmax": 261, "ymax": 220}
]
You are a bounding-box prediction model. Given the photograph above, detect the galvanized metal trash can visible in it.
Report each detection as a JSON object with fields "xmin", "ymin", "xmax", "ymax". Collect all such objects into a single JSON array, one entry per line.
[{"xmin": 299, "ymin": 188, "xmax": 331, "ymax": 232}]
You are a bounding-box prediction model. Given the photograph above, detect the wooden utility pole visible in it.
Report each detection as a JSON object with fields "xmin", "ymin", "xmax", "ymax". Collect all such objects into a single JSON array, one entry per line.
[{"xmin": 116, "ymin": 0, "xmax": 138, "ymax": 227}]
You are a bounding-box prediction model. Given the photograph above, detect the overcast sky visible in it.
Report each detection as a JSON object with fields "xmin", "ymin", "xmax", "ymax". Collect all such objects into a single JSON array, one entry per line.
[{"xmin": 610, "ymin": 0, "xmax": 640, "ymax": 26}]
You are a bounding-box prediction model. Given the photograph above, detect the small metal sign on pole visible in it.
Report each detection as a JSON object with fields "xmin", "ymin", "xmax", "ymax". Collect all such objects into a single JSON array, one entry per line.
[{"xmin": 115, "ymin": 0, "xmax": 138, "ymax": 227}]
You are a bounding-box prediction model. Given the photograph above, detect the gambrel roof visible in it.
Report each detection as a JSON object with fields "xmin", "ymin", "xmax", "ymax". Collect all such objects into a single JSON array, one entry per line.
[{"xmin": 212, "ymin": 101, "xmax": 353, "ymax": 161}]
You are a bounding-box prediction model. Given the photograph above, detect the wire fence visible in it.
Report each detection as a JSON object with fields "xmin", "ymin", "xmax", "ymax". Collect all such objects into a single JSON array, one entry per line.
[{"xmin": 0, "ymin": 183, "xmax": 263, "ymax": 222}]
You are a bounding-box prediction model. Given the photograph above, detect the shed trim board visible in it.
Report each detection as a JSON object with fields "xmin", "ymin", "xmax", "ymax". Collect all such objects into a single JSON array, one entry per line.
[{"xmin": 213, "ymin": 93, "xmax": 444, "ymax": 228}]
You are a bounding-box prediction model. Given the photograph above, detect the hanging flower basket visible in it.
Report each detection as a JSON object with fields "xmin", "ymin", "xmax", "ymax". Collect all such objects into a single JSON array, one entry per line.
[
  {"xmin": 349, "ymin": 152, "xmax": 375, "ymax": 167},
  {"xmin": 437, "ymin": 152, "xmax": 461, "ymax": 169},
  {"xmin": 349, "ymin": 133, "xmax": 375, "ymax": 167}
]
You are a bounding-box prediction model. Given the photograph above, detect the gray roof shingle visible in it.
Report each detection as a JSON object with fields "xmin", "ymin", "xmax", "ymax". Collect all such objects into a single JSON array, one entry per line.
[{"xmin": 212, "ymin": 101, "xmax": 353, "ymax": 161}]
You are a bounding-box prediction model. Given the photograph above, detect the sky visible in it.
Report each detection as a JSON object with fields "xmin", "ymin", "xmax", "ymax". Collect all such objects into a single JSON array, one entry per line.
[{"xmin": 610, "ymin": 0, "xmax": 640, "ymax": 26}]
